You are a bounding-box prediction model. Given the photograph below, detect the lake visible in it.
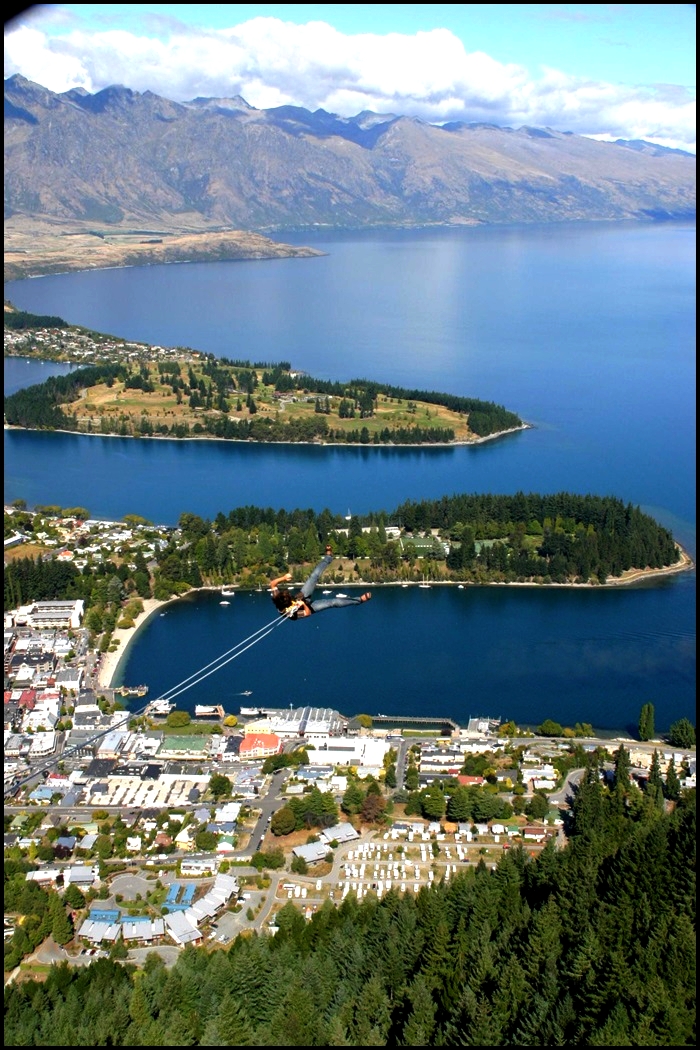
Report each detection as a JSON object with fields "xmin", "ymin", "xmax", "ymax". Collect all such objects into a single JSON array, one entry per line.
[{"xmin": 4, "ymin": 221, "xmax": 695, "ymax": 730}]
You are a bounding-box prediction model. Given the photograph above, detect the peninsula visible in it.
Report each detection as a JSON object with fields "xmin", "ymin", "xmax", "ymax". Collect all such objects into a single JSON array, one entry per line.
[
  {"xmin": 3, "ymin": 225, "xmax": 324, "ymax": 282},
  {"xmin": 4, "ymin": 309, "xmax": 525, "ymax": 445}
]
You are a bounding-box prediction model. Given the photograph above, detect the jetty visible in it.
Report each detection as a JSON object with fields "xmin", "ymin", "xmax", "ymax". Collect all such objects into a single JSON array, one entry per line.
[{"xmin": 371, "ymin": 713, "xmax": 460, "ymax": 735}]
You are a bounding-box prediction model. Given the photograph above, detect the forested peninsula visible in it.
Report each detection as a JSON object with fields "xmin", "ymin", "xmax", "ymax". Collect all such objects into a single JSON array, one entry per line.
[
  {"xmin": 4, "ymin": 310, "xmax": 524, "ymax": 444},
  {"xmin": 4, "ymin": 495, "xmax": 685, "ymax": 632}
]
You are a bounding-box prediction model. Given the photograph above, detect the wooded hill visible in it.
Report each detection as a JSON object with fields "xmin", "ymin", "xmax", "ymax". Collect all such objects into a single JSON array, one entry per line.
[
  {"xmin": 3, "ymin": 357, "xmax": 523, "ymax": 444},
  {"xmin": 4, "ymin": 770, "xmax": 695, "ymax": 1045},
  {"xmin": 4, "ymin": 495, "xmax": 682, "ymax": 629}
]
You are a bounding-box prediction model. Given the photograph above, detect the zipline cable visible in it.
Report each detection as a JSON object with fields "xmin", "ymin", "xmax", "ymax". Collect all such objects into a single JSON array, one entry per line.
[
  {"xmin": 155, "ymin": 612, "xmax": 285, "ymax": 703},
  {"xmin": 154, "ymin": 614, "xmax": 288, "ymax": 705}
]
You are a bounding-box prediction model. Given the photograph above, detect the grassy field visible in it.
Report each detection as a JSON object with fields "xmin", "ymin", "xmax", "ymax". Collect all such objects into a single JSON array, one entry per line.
[{"xmin": 62, "ymin": 363, "xmax": 475, "ymax": 441}]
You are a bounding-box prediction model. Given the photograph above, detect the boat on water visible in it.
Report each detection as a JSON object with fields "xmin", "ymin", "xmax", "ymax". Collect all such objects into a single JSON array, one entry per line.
[
  {"xmin": 238, "ymin": 690, "xmax": 252, "ymax": 696},
  {"xmin": 335, "ymin": 592, "xmax": 348, "ymax": 598},
  {"xmin": 195, "ymin": 704, "xmax": 225, "ymax": 719},
  {"xmin": 115, "ymin": 684, "xmax": 149, "ymax": 697},
  {"xmin": 146, "ymin": 698, "xmax": 174, "ymax": 715},
  {"xmin": 419, "ymin": 583, "xmax": 431, "ymax": 589},
  {"xmin": 322, "ymin": 589, "xmax": 332, "ymax": 595},
  {"xmin": 219, "ymin": 600, "xmax": 230, "ymax": 606},
  {"xmin": 221, "ymin": 589, "xmax": 236, "ymax": 597},
  {"xmin": 458, "ymin": 584, "xmax": 465, "ymax": 589}
]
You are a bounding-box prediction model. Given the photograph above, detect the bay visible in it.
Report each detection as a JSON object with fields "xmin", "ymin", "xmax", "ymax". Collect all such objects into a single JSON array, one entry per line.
[
  {"xmin": 120, "ymin": 580, "xmax": 696, "ymax": 733},
  {"xmin": 4, "ymin": 221, "xmax": 695, "ymax": 730}
]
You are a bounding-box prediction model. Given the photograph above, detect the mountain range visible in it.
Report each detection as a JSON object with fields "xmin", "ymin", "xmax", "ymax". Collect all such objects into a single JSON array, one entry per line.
[{"xmin": 4, "ymin": 73, "xmax": 695, "ymax": 238}]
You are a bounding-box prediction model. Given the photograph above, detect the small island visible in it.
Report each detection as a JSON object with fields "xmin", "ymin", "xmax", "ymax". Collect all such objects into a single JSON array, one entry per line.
[{"xmin": 4, "ymin": 308, "xmax": 526, "ymax": 445}]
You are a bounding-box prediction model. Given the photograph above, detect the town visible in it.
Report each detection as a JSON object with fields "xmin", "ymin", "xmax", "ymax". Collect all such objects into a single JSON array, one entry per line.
[{"xmin": 5, "ymin": 526, "xmax": 696, "ymax": 973}]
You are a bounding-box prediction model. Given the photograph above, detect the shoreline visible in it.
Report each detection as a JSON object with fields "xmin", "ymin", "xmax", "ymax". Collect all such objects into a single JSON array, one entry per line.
[
  {"xmin": 96, "ymin": 547, "xmax": 694, "ymax": 689},
  {"xmin": 3, "ymin": 419, "xmax": 532, "ymax": 449},
  {"xmin": 95, "ymin": 597, "xmax": 169, "ymax": 690}
]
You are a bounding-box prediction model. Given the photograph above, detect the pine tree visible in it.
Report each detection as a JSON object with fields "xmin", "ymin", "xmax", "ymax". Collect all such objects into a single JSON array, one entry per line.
[
  {"xmin": 665, "ymin": 757, "xmax": 681, "ymax": 800},
  {"xmin": 638, "ymin": 702, "xmax": 655, "ymax": 741},
  {"xmin": 646, "ymin": 750, "xmax": 665, "ymax": 810},
  {"xmin": 613, "ymin": 744, "xmax": 631, "ymax": 791}
]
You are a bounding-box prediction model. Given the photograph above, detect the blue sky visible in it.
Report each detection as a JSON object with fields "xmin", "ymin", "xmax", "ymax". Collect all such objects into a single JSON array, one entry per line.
[{"xmin": 4, "ymin": 4, "xmax": 696, "ymax": 151}]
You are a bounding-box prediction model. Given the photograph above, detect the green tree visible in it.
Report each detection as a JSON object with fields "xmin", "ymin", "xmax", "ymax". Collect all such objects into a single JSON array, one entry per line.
[
  {"xmin": 525, "ymin": 792, "xmax": 549, "ymax": 820},
  {"xmin": 421, "ymin": 783, "xmax": 446, "ymax": 821},
  {"xmin": 341, "ymin": 780, "xmax": 365, "ymax": 816},
  {"xmin": 194, "ymin": 829, "xmax": 218, "ymax": 852},
  {"xmin": 166, "ymin": 709, "xmax": 191, "ymax": 728},
  {"xmin": 446, "ymin": 786, "xmax": 472, "ymax": 823},
  {"xmin": 638, "ymin": 702, "xmax": 655, "ymax": 741},
  {"xmin": 50, "ymin": 896, "xmax": 73, "ymax": 945},
  {"xmin": 208, "ymin": 773, "xmax": 232, "ymax": 800},
  {"xmin": 646, "ymin": 750, "xmax": 665, "ymax": 810},
  {"xmin": 667, "ymin": 718, "xmax": 695, "ymax": 749},
  {"xmin": 665, "ymin": 757, "xmax": 681, "ymax": 801},
  {"xmin": 613, "ymin": 743, "xmax": 631, "ymax": 791},
  {"xmin": 404, "ymin": 765, "xmax": 419, "ymax": 791},
  {"xmin": 537, "ymin": 718, "xmax": 564, "ymax": 736},
  {"xmin": 63, "ymin": 884, "xmax": 86, "ymax": 910},
  {"xmin": 270, "ymin": 806, "xmax": 297, "ymax": 837}
]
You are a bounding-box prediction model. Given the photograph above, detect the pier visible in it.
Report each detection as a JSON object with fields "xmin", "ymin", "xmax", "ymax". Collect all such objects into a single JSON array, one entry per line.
[{"xmin": 371, "ymin": 714, "xmax": 460, "ymax": 735}]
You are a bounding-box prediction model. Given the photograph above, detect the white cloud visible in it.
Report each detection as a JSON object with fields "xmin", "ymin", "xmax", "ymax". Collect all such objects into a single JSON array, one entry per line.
[{"xmin": 4, "ymin": 16, "xmax": 695, "ymax": 152}]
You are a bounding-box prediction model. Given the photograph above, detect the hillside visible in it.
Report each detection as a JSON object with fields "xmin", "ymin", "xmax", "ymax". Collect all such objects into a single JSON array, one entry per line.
[{"xmin": 4, "ymin": 75, "xmax": 695, "ymax": 277}]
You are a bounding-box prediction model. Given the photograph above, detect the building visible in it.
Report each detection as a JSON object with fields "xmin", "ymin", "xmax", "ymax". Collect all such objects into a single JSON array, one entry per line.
[
  {"xmin": 239, "ymin": 733, "xmax": 283, "ymax": 759},
  {"xmin": 13, "ymin": 600, "xmax": 84, "ymax": 630},
  {"xmin": 243, "ymin": 706, "xmax": 345, "ymax": 739},
  {"xmin": 309, "ymin": 734, "xmax": 391, "ymax": 768}
]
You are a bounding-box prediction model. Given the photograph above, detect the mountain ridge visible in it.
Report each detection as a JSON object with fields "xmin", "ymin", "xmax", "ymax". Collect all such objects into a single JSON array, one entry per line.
[{"xmin": 4, "ymin": 74, "xmax": 695, "ymax": 270}]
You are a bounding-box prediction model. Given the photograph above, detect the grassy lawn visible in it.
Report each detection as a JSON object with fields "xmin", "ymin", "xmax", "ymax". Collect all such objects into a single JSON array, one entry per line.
[{"xmin": 63, "ymin": 365, "xmax": 474, "ymax": 440}]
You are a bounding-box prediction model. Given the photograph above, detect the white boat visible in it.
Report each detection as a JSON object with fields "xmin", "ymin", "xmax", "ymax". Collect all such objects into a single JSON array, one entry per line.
[
  {"xmin": 335, "ymin": 592, "xmax": 348, "ymax": 598},
  {"xmin": 219, "ymin": 600, "xmax": 230, "ymax": 606},
  {"xmin": 221, "ymin": 588, "xmax": 236, "ymax": 597},
  {"xmin": 322, "ymin": 589, "xmax": 332, "ymax": 595},
  {"xmin": 195, "ymin": 704, "xmax": 225, "ymax": 718},
  {"xmin": 147, "ymin": 698, "xmax": 174, "ymax": 715}
]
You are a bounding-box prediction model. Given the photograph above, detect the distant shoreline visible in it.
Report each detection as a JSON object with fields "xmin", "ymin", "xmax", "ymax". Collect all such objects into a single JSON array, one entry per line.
[{"xmin": 99, "ymin": 547, "xmax": 694, "ymax": 690}]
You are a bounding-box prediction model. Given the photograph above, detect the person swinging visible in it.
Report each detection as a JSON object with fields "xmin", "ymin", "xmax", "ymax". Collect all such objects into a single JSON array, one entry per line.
[{"xmin": 270, "ymin": 547, "xmax": 371, "ymax": 619}]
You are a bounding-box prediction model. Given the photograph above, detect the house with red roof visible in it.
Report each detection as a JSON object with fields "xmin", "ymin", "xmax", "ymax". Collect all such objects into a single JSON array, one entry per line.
[{"xmin": 239, "ymin": 733, "xmax": 282, "ymax": 759}]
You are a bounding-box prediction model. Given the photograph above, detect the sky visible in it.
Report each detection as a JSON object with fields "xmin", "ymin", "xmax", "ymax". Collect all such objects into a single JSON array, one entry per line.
[{"xmin": 4, "ymin": 4, "xmax": 696, "ymax": 152}]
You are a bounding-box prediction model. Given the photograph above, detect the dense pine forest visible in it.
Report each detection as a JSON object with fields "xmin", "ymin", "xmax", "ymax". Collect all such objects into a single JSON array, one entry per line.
[{"xmin": 4, "ymin": 771, "xmax": 695, "ymax": 1045}]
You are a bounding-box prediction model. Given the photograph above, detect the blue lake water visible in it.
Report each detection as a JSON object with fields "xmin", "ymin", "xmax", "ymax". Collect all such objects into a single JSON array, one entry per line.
[{"xmin": 4, "ymin": 221, "xmax": 695, "ymax": 730}]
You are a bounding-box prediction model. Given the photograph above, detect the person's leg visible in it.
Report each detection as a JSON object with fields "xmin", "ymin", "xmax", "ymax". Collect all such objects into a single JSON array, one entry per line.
[
  {"xmin": 308, "ymin": 593, "xmax": 371, "ymax": 613},
  {"xmin": 299, "ymin": 553, "xmax": 333, "ymax": 599}
]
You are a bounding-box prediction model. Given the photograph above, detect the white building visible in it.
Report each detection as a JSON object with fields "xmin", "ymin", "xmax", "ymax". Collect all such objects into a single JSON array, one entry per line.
[{"xmin": 308, "ymin": 734, "xmax": 391, "ymax": 768}]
